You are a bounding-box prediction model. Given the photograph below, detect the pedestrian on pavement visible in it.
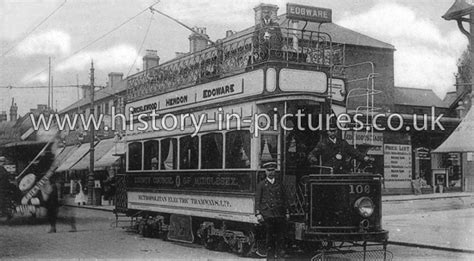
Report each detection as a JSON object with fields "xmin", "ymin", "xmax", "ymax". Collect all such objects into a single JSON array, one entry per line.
[
  {"xmin": 41, "ymin": 177, "xmax": 76, "ymax": 233},
  {"xmin": 255, "ymin": 162, "xmax": 290, "ymax": 260}
]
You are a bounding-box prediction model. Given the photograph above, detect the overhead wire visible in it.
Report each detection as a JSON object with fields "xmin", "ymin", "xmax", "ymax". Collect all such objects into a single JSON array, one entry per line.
[
  {"xmin": 0, "ymin": 85, "xmax": 78, "ymax": 89},
  {"xmin": 127, "ymin": 13, "xmax": 154, "ymax": 77},
  {"xmin": 0, "ymin": 0, "xmax": 68, "ymax": 58},
  {"xmin": 19, "ymin": 1, "xmax": 160, "ymax": 86}
]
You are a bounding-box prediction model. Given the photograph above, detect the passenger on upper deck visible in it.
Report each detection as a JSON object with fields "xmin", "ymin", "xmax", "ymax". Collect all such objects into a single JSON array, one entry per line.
[
  {"xmin": 252, "ymin": 9, "xmax": 283, "ymax": 62},
  {"xmin": 308, "ymin": 122, "xmax": 372, "ymax": 174}
]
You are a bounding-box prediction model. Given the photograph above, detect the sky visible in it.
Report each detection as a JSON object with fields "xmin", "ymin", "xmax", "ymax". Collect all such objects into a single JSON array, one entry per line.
[{"xmin": 0, "ymin": 0, "xmax": 469, "ymax": 116}]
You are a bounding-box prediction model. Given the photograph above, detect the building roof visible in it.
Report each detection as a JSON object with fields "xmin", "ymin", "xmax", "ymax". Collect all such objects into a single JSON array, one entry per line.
[
  {"xmin": 59, "ymin": 82, "xmax": 126, "ymax": 114},
  {"xmin": 434, "ymin": 103, "xmax": 474, "ymax": 153},
  {"xmin": 221, "ymin": 14, "xmax": 394, "ymax": 49},
  {"xmin": 393, "ymin": 87, "xmax": 447, "ymax": 108},
  {"xmin": 443, "ymin": 91, "xmax": 458, "ymax": 108}
]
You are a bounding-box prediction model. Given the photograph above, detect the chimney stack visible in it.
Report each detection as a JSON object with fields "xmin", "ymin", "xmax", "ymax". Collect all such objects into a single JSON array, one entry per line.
[
  {"xmin": 226, "ymin": 30, "xmax": 235, "ymax": 37},
  {"xmin": 108, "ymin": 72, "xmax": 123, "ymax": 90},
  {"xmin": 254, "ymin": 3, "xmax": 279, "ymax": 25},
  {"xmin": 81, "ymin": 85, "xmax": 90, "ymax": 99},
  {"xmin": 9, "ymin": 98, "xmax": 17, "ymax": 122},
  {"xmin": 189, "ymin": 27, "xmax": 209, "ymax": 53},
  {"xmin": 143, "ymin": 50, "xmax": 160, "ymax": 71},
  {"xmin": 0, "ymin": 111, "xmax": 6, "ymax": 122}
]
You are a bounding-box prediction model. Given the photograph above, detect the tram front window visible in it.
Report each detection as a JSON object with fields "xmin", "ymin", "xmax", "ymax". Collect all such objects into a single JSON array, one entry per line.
[
  {"xmin": 144, "ymin": 140, "xmax": 159, "ymax": 170},
  {"xmin": 180, "ymin": 136, "xmax": 199, "ymax": 169},
  {"xmin": 201, "ymin": 133, "xmax": 223, "ymax": 169},
  {"xmin": 226, "ymin": 130, "xmax": 251, "ymax": 169},
  {"xmin": 128, "ymin": 142, "xmax": 142, "ymax": 171},
  {"xmin": 161, "ymin": 138, "xmax": 177, "ymax": 170}
]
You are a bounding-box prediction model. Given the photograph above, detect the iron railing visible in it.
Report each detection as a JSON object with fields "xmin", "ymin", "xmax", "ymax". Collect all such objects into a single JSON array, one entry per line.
[{"xmin": 127, "ymin": 26, "xmax": 345, "ymax": 101}]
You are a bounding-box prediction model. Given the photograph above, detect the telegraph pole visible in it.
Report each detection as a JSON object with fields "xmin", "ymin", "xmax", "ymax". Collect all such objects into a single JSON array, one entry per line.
[
  {"xmin": 87, "ymin": 61, "xmax": 96, "ymax": 205},
  {"xmin": 48, "ymin": 57, "xmax": 51, "ymax": 109}
]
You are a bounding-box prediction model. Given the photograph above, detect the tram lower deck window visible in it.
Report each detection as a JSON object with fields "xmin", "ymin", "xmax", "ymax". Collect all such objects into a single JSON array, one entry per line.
[
  {"xmin": 260, "ymin": 134, "xmax": 278, "ymax": 167},
  {"xmin": 226, "ymin": 130, "xmax": 251, "ymax": 168},
  {"xmin": 128, "ymin": 142, "xmax": 142, "ymax": 171},
  {"xmin": 179, "ymin": 136, "xmax": 199, "ymax": 169},
  {"xmin": 201, "ymin": 133, "xmax": 223, "ymax": 169},
  {"xmin": 161, "ymin": 138, "xmax": 177, "ymax": 170},
  {"xmin": 144, "ymin": 140, "xmax": 159, "ymax": 170}
]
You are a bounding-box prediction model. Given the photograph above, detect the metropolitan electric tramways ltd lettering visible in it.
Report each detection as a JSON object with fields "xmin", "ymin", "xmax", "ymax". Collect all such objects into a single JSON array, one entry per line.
[
  {"xmin": 137, "ymin": 194, "xmax": 232, "ymax": 207},
  {"xmin": 202, "ymin": 84, "xmax": 235, "ymax": 99}
]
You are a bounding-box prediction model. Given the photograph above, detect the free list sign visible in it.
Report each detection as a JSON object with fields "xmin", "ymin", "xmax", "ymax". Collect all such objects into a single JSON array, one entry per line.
[{"xmin": 286, "ymin": 3, "xmax": 332, "ymax": 23}]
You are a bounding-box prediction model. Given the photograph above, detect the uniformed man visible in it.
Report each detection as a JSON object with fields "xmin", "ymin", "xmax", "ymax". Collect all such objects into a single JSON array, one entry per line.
[
  {"xmin": 252, "ymin": 9, "xmax": 283, "ymax": 62},
  {"xmin": 308, "ymin": 124, "xmax": 371, "ymax": 174},
  {"xmin": 255, "ymin": 162, "xmax": 290, "ymax": 260}
]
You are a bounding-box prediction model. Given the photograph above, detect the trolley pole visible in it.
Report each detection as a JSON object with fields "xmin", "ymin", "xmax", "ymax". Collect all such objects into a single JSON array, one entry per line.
[{"xmin": 87, "ymin": 61, "xmax": 96, "ymax": 205}]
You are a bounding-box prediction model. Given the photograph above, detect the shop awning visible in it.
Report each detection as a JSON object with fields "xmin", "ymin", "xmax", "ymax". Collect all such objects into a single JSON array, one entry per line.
[
  {"xmin": 55, "ymin": 145, "xmax": 79, "ymax": 167},
  {"xmin": 70, "ymin": 139, "xmax": 115, "ymax": 171},
  {"xmin": 433, "ymin": 106, "xmax": 474, "ymax": 153},
  {"xmin": 94, "ymin": 146, "xmax": 120, "ymax": 170},
  {"xmin": 56, "ymin": 143, "xmax": 91, "ymax": 172}
]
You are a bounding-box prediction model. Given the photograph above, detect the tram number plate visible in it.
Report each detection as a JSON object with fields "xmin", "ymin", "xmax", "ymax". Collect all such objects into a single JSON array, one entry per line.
[
  {"xmin": 167, "ymin": 214, "xmax": 194, "ymax": 243},
  {"xmin": 349, "ymin": 184, "xmax": 370, "ymax": 194}
]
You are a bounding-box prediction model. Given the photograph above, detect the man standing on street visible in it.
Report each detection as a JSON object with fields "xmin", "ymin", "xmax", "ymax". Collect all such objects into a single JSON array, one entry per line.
[{"xmin": 255, "ymin": 162, "xmax": 290, "ymax": 260}]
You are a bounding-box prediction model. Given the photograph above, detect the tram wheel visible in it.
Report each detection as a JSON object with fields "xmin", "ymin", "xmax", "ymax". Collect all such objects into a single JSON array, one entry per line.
[
  {"xmin": 254, "ymin": 239, "xmax": 267, "ymax": 258},
  {"xmin": 236, "ymin": 231, "xmax": 254, "ymax": 257},
  {"xmin": 201, "ymin": 228, "xmax": 218, "ymax": 250}
]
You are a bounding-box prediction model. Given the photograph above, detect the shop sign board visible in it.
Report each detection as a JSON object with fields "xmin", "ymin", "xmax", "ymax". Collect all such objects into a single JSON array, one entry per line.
[
  {"xmin": 345, "ymin": 132, "xmax": 383, "ymax": 155},
  {"xmin": 384, "ymin": 144, "xmax": 412, "ymax": 188}
]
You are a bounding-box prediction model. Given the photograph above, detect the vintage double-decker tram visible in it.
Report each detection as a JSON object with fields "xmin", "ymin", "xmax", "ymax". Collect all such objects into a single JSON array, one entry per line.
[{"xmin": 116, "ymin": 4, "xmax": 389, "ymax": 259}]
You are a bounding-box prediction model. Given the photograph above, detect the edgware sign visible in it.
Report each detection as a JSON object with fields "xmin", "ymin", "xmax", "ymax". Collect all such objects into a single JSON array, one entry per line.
[{"xmin": 286, "ymin": 3, "xmax": 332, "ymax": 23}]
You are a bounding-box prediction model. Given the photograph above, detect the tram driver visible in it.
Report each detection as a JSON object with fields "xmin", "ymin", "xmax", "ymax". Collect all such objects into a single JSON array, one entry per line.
[{"xmin": 308, "ymin": 123, "xmax": 372, "ymax": 174}]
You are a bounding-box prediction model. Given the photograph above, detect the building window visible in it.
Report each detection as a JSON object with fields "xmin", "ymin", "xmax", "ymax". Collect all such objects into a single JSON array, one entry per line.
[
  {"xmin": 104, "ymin": 101, "xmax": 110, "ymax": 115},
  {"xmin": 161, "ymin": 138, "xmax": 177, "ymax": 170},
  {"xmin": 128, "ymin": 142, "xmax": 142, "ymax": 171},
  {"xmin": 144, "ymin": 140, "xmax": 159, "ymax": 170},
  {"xmin": 179, "ymin": 136, "xmax": 199, "ymax": 169},
  {"xmin": 201, "ymin": 133, "xmax": 223, "ymax": 169},
  {"xmin": 225, "ymin": 130, "xmax": 251, "ymax": 168}
]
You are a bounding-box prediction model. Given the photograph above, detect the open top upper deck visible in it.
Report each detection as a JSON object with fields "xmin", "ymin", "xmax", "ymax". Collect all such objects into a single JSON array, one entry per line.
[{"xmin": 126, "ymin": 17, "xmax": 348, "ymax": 103}]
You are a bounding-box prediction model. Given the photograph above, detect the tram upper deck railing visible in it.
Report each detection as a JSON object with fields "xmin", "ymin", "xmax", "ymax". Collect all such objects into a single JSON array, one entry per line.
[{"xmin": 127, "ymin": 26, "xmax": 345, "ymax": 102}]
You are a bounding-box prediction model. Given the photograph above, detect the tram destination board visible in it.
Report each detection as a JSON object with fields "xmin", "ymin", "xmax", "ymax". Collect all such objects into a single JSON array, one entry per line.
[
  {"xmin": 286, "ymin": 3, "xmax": 332, "ymax": 23},
  {"xmin": 126, "ymin": 171, "xmax": 254, "ymax": 192}
]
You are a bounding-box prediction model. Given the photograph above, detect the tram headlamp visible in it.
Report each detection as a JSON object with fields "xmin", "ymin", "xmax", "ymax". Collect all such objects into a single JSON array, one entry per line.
[{"xmin": 354, "ymin": 197, "xmax": 374, "ymax": 218}]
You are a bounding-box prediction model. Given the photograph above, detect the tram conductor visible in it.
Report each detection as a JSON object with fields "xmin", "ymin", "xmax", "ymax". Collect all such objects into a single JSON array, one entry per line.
[
  {"xmin": 308, "ymin": 123, "xmax": 372, "ymax": 174},
  {"xmin": 255, "ymin": 162, "xmax": 290, "ymax": 259}
]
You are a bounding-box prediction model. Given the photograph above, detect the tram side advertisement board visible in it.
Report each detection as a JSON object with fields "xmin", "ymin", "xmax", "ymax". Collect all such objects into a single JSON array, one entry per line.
[
  {"xmin": 126, "ymin": 70, "xmax": 264, "ymax": 121},
  {"xmin": 127, "ymin": 191, "xmax": 256, "ymax": 223}
]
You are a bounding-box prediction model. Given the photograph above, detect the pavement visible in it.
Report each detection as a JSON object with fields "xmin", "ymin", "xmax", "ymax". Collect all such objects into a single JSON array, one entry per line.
[{"xmin": 63, "ymin": 192, "xmax": 474, "ymax": 253}]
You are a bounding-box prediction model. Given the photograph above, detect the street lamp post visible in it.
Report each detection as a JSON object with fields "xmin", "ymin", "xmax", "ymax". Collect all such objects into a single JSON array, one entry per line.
[{"xmin": 87, "ymin": 61, "xmax": 95, "ymax": 205}]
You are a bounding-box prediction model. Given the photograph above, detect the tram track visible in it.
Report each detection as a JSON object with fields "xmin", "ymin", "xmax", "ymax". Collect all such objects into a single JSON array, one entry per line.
[{"xmin": 388, "ymin": 241, "xmax": 474, "ymax": 254}]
